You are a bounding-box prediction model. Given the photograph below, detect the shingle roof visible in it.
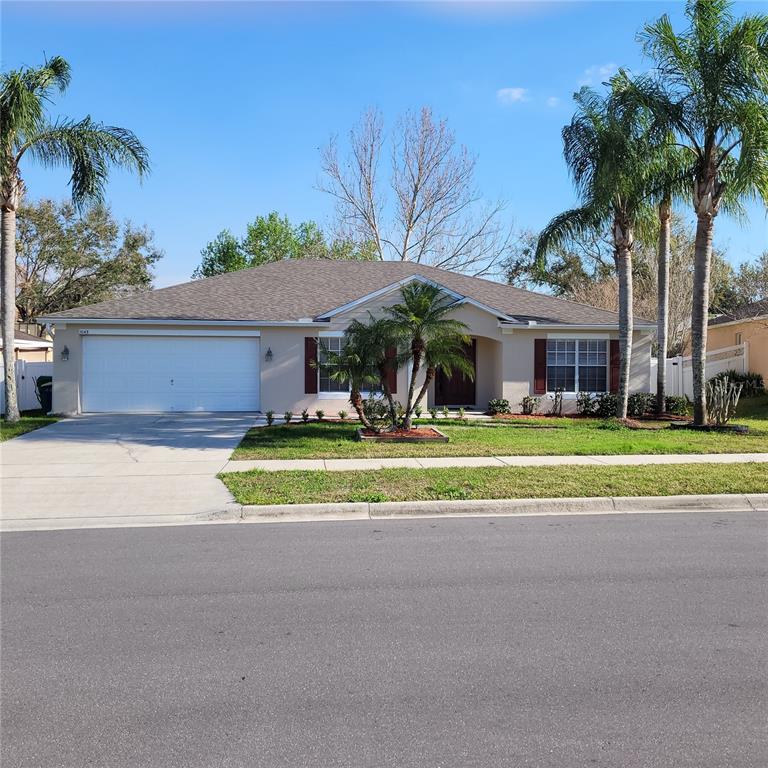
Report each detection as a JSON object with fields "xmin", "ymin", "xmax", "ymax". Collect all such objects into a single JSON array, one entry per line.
[
  {"xmin": 709, "ymin": 299, "xmax": 768, "ymax": 326},
  {"xmin": 41, "ymin": 260, "xmax": 640, "ymax": 326}
]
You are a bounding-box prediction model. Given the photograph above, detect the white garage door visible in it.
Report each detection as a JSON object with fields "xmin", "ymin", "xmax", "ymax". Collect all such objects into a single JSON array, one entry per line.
[{"xmin": 82, "ymin": 335, "xmax": 260, "ymax": 412}]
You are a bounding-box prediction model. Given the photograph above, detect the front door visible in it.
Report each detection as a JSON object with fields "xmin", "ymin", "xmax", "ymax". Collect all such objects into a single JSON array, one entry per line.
[{"xmin": 434, "ymin": 339, "xmax": 476, "ymax": 406}]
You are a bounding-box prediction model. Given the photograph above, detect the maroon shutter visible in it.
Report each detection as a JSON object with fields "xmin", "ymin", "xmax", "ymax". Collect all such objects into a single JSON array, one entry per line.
[
  {"xmin": 533, "ymin": 338, "xmax": 547, "ymax": 395},
  {"xmin": 304, "ymin": 337, "xmax": 318, "ymax": 394},
  {"xmin": 385, "ymin": 346, "xmax": 397, "ymax": 394},
  {"xmin": 609, "ymin": 339, "xmax": 620, "ymax": 393}
]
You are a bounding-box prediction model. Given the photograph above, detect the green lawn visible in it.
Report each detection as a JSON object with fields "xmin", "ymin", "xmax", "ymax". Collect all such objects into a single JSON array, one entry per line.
[
  {"xmin": 222, "ymin": 462, "xmax": 768, "ymax": 505},
  {"xmin": 0, "ymin": 410, "xmax": 58, "ymax": 442},
  {"xmin": 232, "ymin": 395, "xmax": 768, "ymax": 459}
]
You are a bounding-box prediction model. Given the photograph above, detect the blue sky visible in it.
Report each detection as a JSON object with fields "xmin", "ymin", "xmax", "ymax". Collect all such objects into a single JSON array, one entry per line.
[{"xmin": 4, "ymin": 0, "xmax": 766, "ymax": 287}]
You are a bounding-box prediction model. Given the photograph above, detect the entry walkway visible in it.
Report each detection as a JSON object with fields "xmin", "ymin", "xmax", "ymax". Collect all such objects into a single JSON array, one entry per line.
[{"xmin": 222, "ymin": 452, "xmax": 768, "ymax": 473}]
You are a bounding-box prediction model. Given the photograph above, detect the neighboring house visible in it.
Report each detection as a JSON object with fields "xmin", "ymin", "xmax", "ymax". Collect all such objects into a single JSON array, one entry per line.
[
  {"xmin": 708, "ymin": 299, "xmax": 768, "ymax": 382},
  {"xmin": 37, "ymin": 260, "xmax": 654, "ymax": 415},
  {"xmin": 0, "ymin": 330, "xmax": 53, "ymax": 363}
]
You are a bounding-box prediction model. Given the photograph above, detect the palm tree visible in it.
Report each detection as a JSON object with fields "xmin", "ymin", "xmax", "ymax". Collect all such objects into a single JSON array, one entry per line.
[
  {"xmin": 1, "ymin": 56, "xmax": 149, "ymax": 421},
  {"xmin": 644, "ymin": 144, "xmax": 691, "ymax": 414},
  {"xmin": 638, "ymin": 0, "xmax": 768, "ymax": 425},
  {"xmin": 318, "ymin": 316, "xmax": 401, "ymax": 431},
  {"xmin": 384, "ymin": 282, "xmax": 473, "ymax": 430},
  {"xmin": 536, "ymin": 86, "xmax": 659, "ymax": 418}
]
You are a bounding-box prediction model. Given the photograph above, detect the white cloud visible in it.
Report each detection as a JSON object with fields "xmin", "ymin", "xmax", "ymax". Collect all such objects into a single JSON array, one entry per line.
[
  {"xmin": 578, "ymin": 63, "xmax": 618, "ymax": 87},
  {"xmin": 496, "ymin": 87, "xmax": 529, "ymax": 104},
  {"xmin": 546, "ymin": 96, "xmax": 561, "ymax": 108}
]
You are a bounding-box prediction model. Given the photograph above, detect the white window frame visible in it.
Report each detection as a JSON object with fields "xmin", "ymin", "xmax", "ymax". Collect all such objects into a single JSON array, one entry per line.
[{"xmin": 545, "ymin": 337, "xmax": 609, "ymax": 397}]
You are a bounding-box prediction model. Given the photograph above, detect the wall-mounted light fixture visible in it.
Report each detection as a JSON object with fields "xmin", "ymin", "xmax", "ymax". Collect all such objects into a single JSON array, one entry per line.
[
  {"xmin": 265, "ymin": 347, "xmax": 273, "ymax": 362},
  {"xmin": 60, "ymin": 345, "xmax": 70, "ymax": 362}
]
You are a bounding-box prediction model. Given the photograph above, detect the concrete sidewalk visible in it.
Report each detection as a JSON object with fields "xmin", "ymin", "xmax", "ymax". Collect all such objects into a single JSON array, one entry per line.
[{"xmin": 222, "ymin": 452, "xmax": 768, "ymax": 473}]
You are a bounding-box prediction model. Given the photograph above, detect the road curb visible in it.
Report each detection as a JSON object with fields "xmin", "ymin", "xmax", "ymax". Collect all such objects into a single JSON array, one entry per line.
[{"xmin": 239, "ymin": 493, "xmax": 768, "ymax": 523}]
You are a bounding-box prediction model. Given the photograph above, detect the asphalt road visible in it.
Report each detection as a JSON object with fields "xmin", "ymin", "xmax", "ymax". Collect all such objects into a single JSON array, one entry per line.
[{"xmin": 2, "ymin": 511, "xmax": 766, "ymax": 768}]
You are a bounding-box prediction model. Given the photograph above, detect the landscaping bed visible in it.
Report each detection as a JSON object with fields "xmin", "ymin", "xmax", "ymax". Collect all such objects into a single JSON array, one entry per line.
[
  {"xmin": 356, "ymin": 426, "xmax": 448, "ymax": 443},
  {"xmin": 221, "ymin": 462, "xmax": 768, "ymax": 506}
]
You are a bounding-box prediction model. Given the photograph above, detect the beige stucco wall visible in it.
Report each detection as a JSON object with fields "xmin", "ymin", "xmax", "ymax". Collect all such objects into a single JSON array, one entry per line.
[
  {"xmin": 707, "ymin": 319, "xmax": 768, "ymax": 382},
  {"xmin": 50, "ymin": 307, "xmax": 653, "ymax": 415}
]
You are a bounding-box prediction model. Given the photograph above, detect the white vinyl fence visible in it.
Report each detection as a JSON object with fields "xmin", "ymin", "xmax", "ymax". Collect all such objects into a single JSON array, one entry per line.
[
  {"xmin": 0, "ymin": 360, "xmax": 54, "ymax": 414},
  {"xmin": 650, "ymin": 342, "xmax": 749, "ymax": 399}
]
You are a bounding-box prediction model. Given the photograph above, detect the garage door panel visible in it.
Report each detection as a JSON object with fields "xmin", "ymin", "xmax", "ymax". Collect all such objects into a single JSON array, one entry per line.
[{"xmin": 82, "ymin": 335, "xmax": 260, "ymax": 412}]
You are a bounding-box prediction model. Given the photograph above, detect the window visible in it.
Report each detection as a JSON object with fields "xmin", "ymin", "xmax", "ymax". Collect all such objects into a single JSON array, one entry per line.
[
  {"xmin": 546, "ymin": 338, "xmax": 608, "ymax": 393},
  {"xmin": 318, "ymin": 337, "xmax": 349, "ymax": 393}
]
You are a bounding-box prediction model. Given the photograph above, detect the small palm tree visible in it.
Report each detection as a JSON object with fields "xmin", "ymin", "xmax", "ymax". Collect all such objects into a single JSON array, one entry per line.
[
  {"xmin": 1, "ymin": 56, "xmax": 149, "ymax": 421},
  {"xmin": 537, "ymin": 85, "xmax": 661, "ymax": 418},
  {"xmin": 638, "ymin": 0, "xmax": 768, "ymax": 425},
  {"xmin": 384, "ymin": 282, "xmax": 472, "ymax": 429},
  {"xmin": 318, "ymin": 319, "xmax": 384, "ymax": 431}
]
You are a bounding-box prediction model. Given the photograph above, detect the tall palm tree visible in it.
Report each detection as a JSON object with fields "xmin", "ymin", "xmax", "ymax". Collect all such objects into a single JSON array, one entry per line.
[
  {"xmin": 644, "ymin": 144, "xmax": 691, "ymax": 414},
  {"xmin": 384, "ymin": 281, "xmax": 472, "ymax": 430},
  {"xmin": 1, "ymin": 56, "xmax": 149, "ymax": 421},
  {"xmin": 638, "ymin": 0, "xmax": 768, "ymax": 425},
  {"xmin": 536, "ymin": 86, "xmax": 659, "ymax": 418}
]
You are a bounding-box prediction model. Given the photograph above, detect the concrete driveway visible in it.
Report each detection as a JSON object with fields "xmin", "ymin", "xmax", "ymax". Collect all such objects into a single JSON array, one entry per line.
[{"xmin": 0, "ymin": 414, "xmax": 258, "ymax": 531}]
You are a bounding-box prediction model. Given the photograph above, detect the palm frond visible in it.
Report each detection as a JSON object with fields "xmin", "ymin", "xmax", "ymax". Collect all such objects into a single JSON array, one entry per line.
[{"xmin": 20, "ymin": 117, "xmax": 150, "ymax": 206}]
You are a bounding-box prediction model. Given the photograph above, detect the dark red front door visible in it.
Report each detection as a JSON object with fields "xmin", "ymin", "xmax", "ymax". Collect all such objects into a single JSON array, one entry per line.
[{"xmin": 434, "ymin": 339, "xmax": 476, "ymax": 406}]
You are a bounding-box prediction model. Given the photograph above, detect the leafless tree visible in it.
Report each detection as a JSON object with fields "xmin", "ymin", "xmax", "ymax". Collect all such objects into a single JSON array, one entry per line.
[{"xmin": 319, "ymin": 107, "xmax": 512, "ymax": 276}]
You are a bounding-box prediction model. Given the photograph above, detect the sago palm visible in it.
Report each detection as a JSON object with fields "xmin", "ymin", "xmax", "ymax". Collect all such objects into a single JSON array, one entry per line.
[
  {"xmin": 536, "ymin": 85, "xmax": 660, "ymax": 418},
  {"xmin": 1, "ymin": 55, "xmax": 149, "ymax": 421},
  {"xmin": 384, "ymin": 281, "xmax": 471, "ymax": 429},
  {"xmin": 638, "ymin": 0, "xmax": 768, "ymax": 425}
]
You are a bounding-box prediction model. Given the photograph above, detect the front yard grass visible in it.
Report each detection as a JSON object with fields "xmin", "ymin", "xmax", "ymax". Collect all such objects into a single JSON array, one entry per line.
[
  {"xmin": 0, "ymin": 410, "xmax": 58, "ymax": 442},
  {"xmin": 221, "ymin": 462, "xmax": 768, "ymax": 505},
  {"xmin": 232, "ymin": 395, "xmax": 768, "ymax": 460}
]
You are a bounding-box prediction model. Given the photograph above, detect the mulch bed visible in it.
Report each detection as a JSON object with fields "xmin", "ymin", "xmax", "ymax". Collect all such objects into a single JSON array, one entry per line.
[{"xmin": 356, "ymin": 427, "xmax": 449, "ymax": 443}]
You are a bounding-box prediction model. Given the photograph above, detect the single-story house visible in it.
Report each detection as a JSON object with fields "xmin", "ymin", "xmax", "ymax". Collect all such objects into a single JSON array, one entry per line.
[
  {"xmin": 38, "ymin": 260, "xmax": 655, "ymax": 415},
  {"xmin": 0, "ymin": 330, "xmax": 53, "ymax": 363},
  {"xmin": 708, "ymin": 299, "xmax": 768, "ymax": 382}
]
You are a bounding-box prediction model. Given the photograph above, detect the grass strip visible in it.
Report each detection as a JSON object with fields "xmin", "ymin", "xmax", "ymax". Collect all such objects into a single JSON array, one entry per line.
[
  {"xmin": 0, "ymin": 412, "xmax": 59, "ymax": 442},
  {"xmin": 221, "ymin": 462, "xmax": 768, "ymax": 506}
]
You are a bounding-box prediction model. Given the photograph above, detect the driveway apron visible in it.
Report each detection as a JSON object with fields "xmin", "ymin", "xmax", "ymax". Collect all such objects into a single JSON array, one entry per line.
[{"xmin": 1, "ymin": 414, "xmax": 257, "ymax": 530}]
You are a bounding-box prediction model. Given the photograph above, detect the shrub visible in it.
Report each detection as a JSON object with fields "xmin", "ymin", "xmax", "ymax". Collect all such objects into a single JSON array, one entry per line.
[
  {"xmin": 593, "ymin": 392, "xmax": 618, "ymax": 418},
  {"xmin": 457, "ymin": 407, "xmax": 465, "ymax": 419},
  {"xmin": 627, "ymin": 392, "xmax": 655, "ymax": 418},
  {"xmin": 301, "ymin": 408, "xmax": 310, "ymax": 423},
  {"xmin": 429, "ymin": 407, "xmax": 438, "ymax": 420},
  {"xmin": 265, "ymin": 410, "xmax": 275, "ymax": 426},
  {"xmin": 442, "ymin": 405, "xmax": 449, "ymax": 419},
  {"xmin": 706, "ymin": 377, "xmax": 743, "ymax": 426},
  {"xmin": 284, "ymin": 411, "xmax": 293, "ymax": 424},
  {"xmin": 414, "ymin": 405, "xmax": 423, "ymax": 419},
  {"xmin": 362, "ymin": 396, "xmax": 389, "ymax": 430},
  {"xmin": 548, "ymin": 387, "xmax": 563, "ymax": 416},
  {"xmin": 338, "ymin": 409, "xmax": 348, "ymax": 420},
  {"xmin": 664, "ymin": 395, "xmax": 690, "ymax": 416},
  {"xmin": 710, "ymin": 369, "xmax": 764, "ymax": 397},
  {"xmin": 576, "ymin": 391, "xmax": 595, "ymax": 415},
  {"xmin": 488, "ymin": 398, "xmax": 511, "ymax": 415},
  {"xmin": 520, "ymin": 395, "xmax": 540, "ymax": 415},
  {"xmin": 315, "ymin": 409, "xmax": 325, "ymax": 421}
]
